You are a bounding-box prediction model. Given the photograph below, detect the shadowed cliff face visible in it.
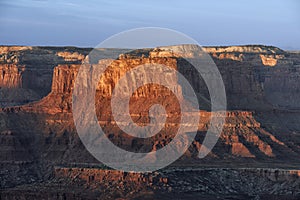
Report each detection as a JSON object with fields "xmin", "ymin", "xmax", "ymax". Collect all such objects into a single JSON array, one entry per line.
[
  {"xmin": 0, "ymin": 46, "xmax": 125, "ymax": 107},
  {"xmin": 0, "ymin": 46, "xmax": 88, "ymax": 107},
  {"xmin": 0, "ymin": 45, "xmax": 300, "ymax": 199}
]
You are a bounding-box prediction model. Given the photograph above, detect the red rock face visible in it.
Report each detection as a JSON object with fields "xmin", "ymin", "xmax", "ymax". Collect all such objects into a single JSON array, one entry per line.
[
  {"xmin": 0, "ymin": 64, "xmax": 24, "ymax": 88},
  {"xmin": 0, "ymin": 45, "xmax": 300, "ymax": 194}
]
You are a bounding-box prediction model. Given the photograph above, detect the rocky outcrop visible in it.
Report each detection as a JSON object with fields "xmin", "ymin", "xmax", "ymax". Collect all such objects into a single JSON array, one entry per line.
[
  {"xmin": 260, "ymin": 54, "xmax": 281, "ymax": 66},
  {"xmin": 0, "ymin": 64, "xmax": 43, "ymax": 107},
  {"xmin": 0, "ymin": 46, "xmax": 33, "ymax": 54},
  {"xmin": 51, "ymin": 57, "xmax": 179, "ymax": 97},
  {"xmin": 0, "ymin": 64, "xmax": 24, "ymax": 88},
  {"xmin": 56, "ymin": 51, "xmax": 85, "ymax": 62},
  {"xmin": 203, "ymin": 45, "xmax": 284, "ymax": 54},
  {"xmin": 0, "ymin": 46, "xmax": 91, "ymax": 107},
  {"xmin": 54, "ymin": 167, "xmax": 168, "ymax": 187}
]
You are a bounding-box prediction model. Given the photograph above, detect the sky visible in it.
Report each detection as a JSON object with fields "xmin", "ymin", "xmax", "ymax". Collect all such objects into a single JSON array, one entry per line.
[{"xmin": 0, "ymin": 0, "xmax": 299, "ymax": 49}]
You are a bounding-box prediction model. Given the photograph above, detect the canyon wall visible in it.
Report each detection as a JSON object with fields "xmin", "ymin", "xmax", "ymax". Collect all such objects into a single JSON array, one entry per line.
[
  {"xmin": 0, "ymin": 45, "xmax": 300, "ymax": 198},
  {"xmin": 1, "ymin": 45, "xmax": 300, "ymax": 110},
  {"xmin": 0, "ymin": 45, "xmax": 299, "ymax": 163},
  {"xmin": 154, "ymin": 45, "xmax": 300, "ymax": 110}
]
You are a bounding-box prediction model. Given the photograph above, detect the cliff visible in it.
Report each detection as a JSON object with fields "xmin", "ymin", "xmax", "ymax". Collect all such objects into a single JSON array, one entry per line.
[
  {"xmin": 0, "ymin": 45, "xmax": 299, "ymax": 161},
  {"xmin": 1, "ymin": 45, "xmax": 300, "ymax": 110},
  {"xmin": 0, "ymin": 45, "xmax": 300, "ymax": 199},
  {"xmin": 0, "ymin": 46, "xmax": 298, "ymax": 163}
]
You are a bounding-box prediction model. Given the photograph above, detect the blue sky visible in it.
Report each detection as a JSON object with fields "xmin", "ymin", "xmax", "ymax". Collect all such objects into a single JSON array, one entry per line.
[{"xmin": 0, "ymin": 0, "xmax": 299, "ymax": 49}]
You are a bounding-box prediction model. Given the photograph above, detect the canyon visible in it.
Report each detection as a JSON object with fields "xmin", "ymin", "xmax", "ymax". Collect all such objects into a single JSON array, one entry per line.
[{"xmin": 0, "ymin": 45, "xmax": 300, "ymax": 199}]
